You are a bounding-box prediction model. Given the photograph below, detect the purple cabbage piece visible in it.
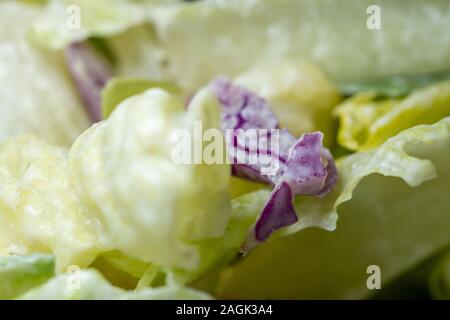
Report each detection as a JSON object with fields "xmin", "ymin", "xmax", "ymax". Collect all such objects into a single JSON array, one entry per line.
[
  {"xmin": 209, "ymin": 77, "xmax": 279, "ymax": 131},
  {"xmin": 208, "ymin": 77, "xmax": 338, "ymax": 251},
  {"xmin": 283, "ymin": 132, "xmax": 330, "ymax": 196},
  {"xmin": 241, "ymin": 181, "xmax": 298, "ymax": 252},
  {"xmin": 65, "ymin": 42, "xmax": 112, "ymax": 122}
]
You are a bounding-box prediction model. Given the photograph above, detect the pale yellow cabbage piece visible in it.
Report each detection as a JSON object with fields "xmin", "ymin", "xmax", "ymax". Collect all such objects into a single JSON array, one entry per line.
[
  {"xmin": 335, "ymin": 82, "xmax": 450, "ymax": 151},
  {"xmin": 235, "ymin": 62, "xmax": 341, "ymax": 146}
]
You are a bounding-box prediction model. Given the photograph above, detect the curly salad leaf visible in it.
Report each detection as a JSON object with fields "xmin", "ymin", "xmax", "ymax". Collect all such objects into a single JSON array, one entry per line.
[
  {"xmin": 335, "ymin": 82, "xmax": 450, "ymax": 151},
  {"xmin": 214, "ymin": 117, "xmax": 450, "ymax": 299},
  {"xmin": 69, "ymin": 88, "xmax": 231, "ymax": 271}
]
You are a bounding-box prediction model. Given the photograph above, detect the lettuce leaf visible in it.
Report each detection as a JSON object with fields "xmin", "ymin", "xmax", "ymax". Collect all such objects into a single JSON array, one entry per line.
[
  {"xmin": 0, "ymin": 1, "xmax": 89, "ymax": 146},
  {"xmin": 30, "ymin": 1, "xmax": 173, "ymax": 92},
  {"xmin": 228, "ymin": 177, "xmax": 267, "ymax": 199},
  {"xmin": 107, "ymin": 24, "xmax": 171, "ymax": 81},
  {"xmin": 91, "ymin": 189, "xmax": 267, "ymax": 287},
  {"xmin": 0, "ymin": 87, "xmax": 252, "ymax": 287},
  {"xmin": 0, "ymin": 136, "xmax": 107, "ymax": 272},
  {"xmin": 101, "ymin": 77, "xmax": 180, "ymax": 118},
  {"xmin": 18, "ymin": 269, "xmax": 211, "ymax": 300},
  {"xmin": 213, "ymin": 117, "xmax": 450, "ymax": 299},
  {"xmin": 0, "ymin": 254, "xmax": 54, "ymax": 299},
  {"xmin": 69, "ymin": 88, "xmax": 231, "ymax": 271},
  {"xmin": 340, "ymin": 70, "xmax": 450, "ymax": 98},
  {"xmin": 335, "ymin": 82, "xmax": 450, "ymax": 151},
  {"xmin": 29, "ymin": 0, "xmax": 147, "ymax": 49},
  {"xmin": 97, "ymin": 251, "xmax": 150, "ymax": 280},
  {"xmin": 167, "ymin": 189, "xmax": 268, "ymax": 285},
  {"xmin": 151, "ymin": 0, "xmax": 450, "ymax": 90}
]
